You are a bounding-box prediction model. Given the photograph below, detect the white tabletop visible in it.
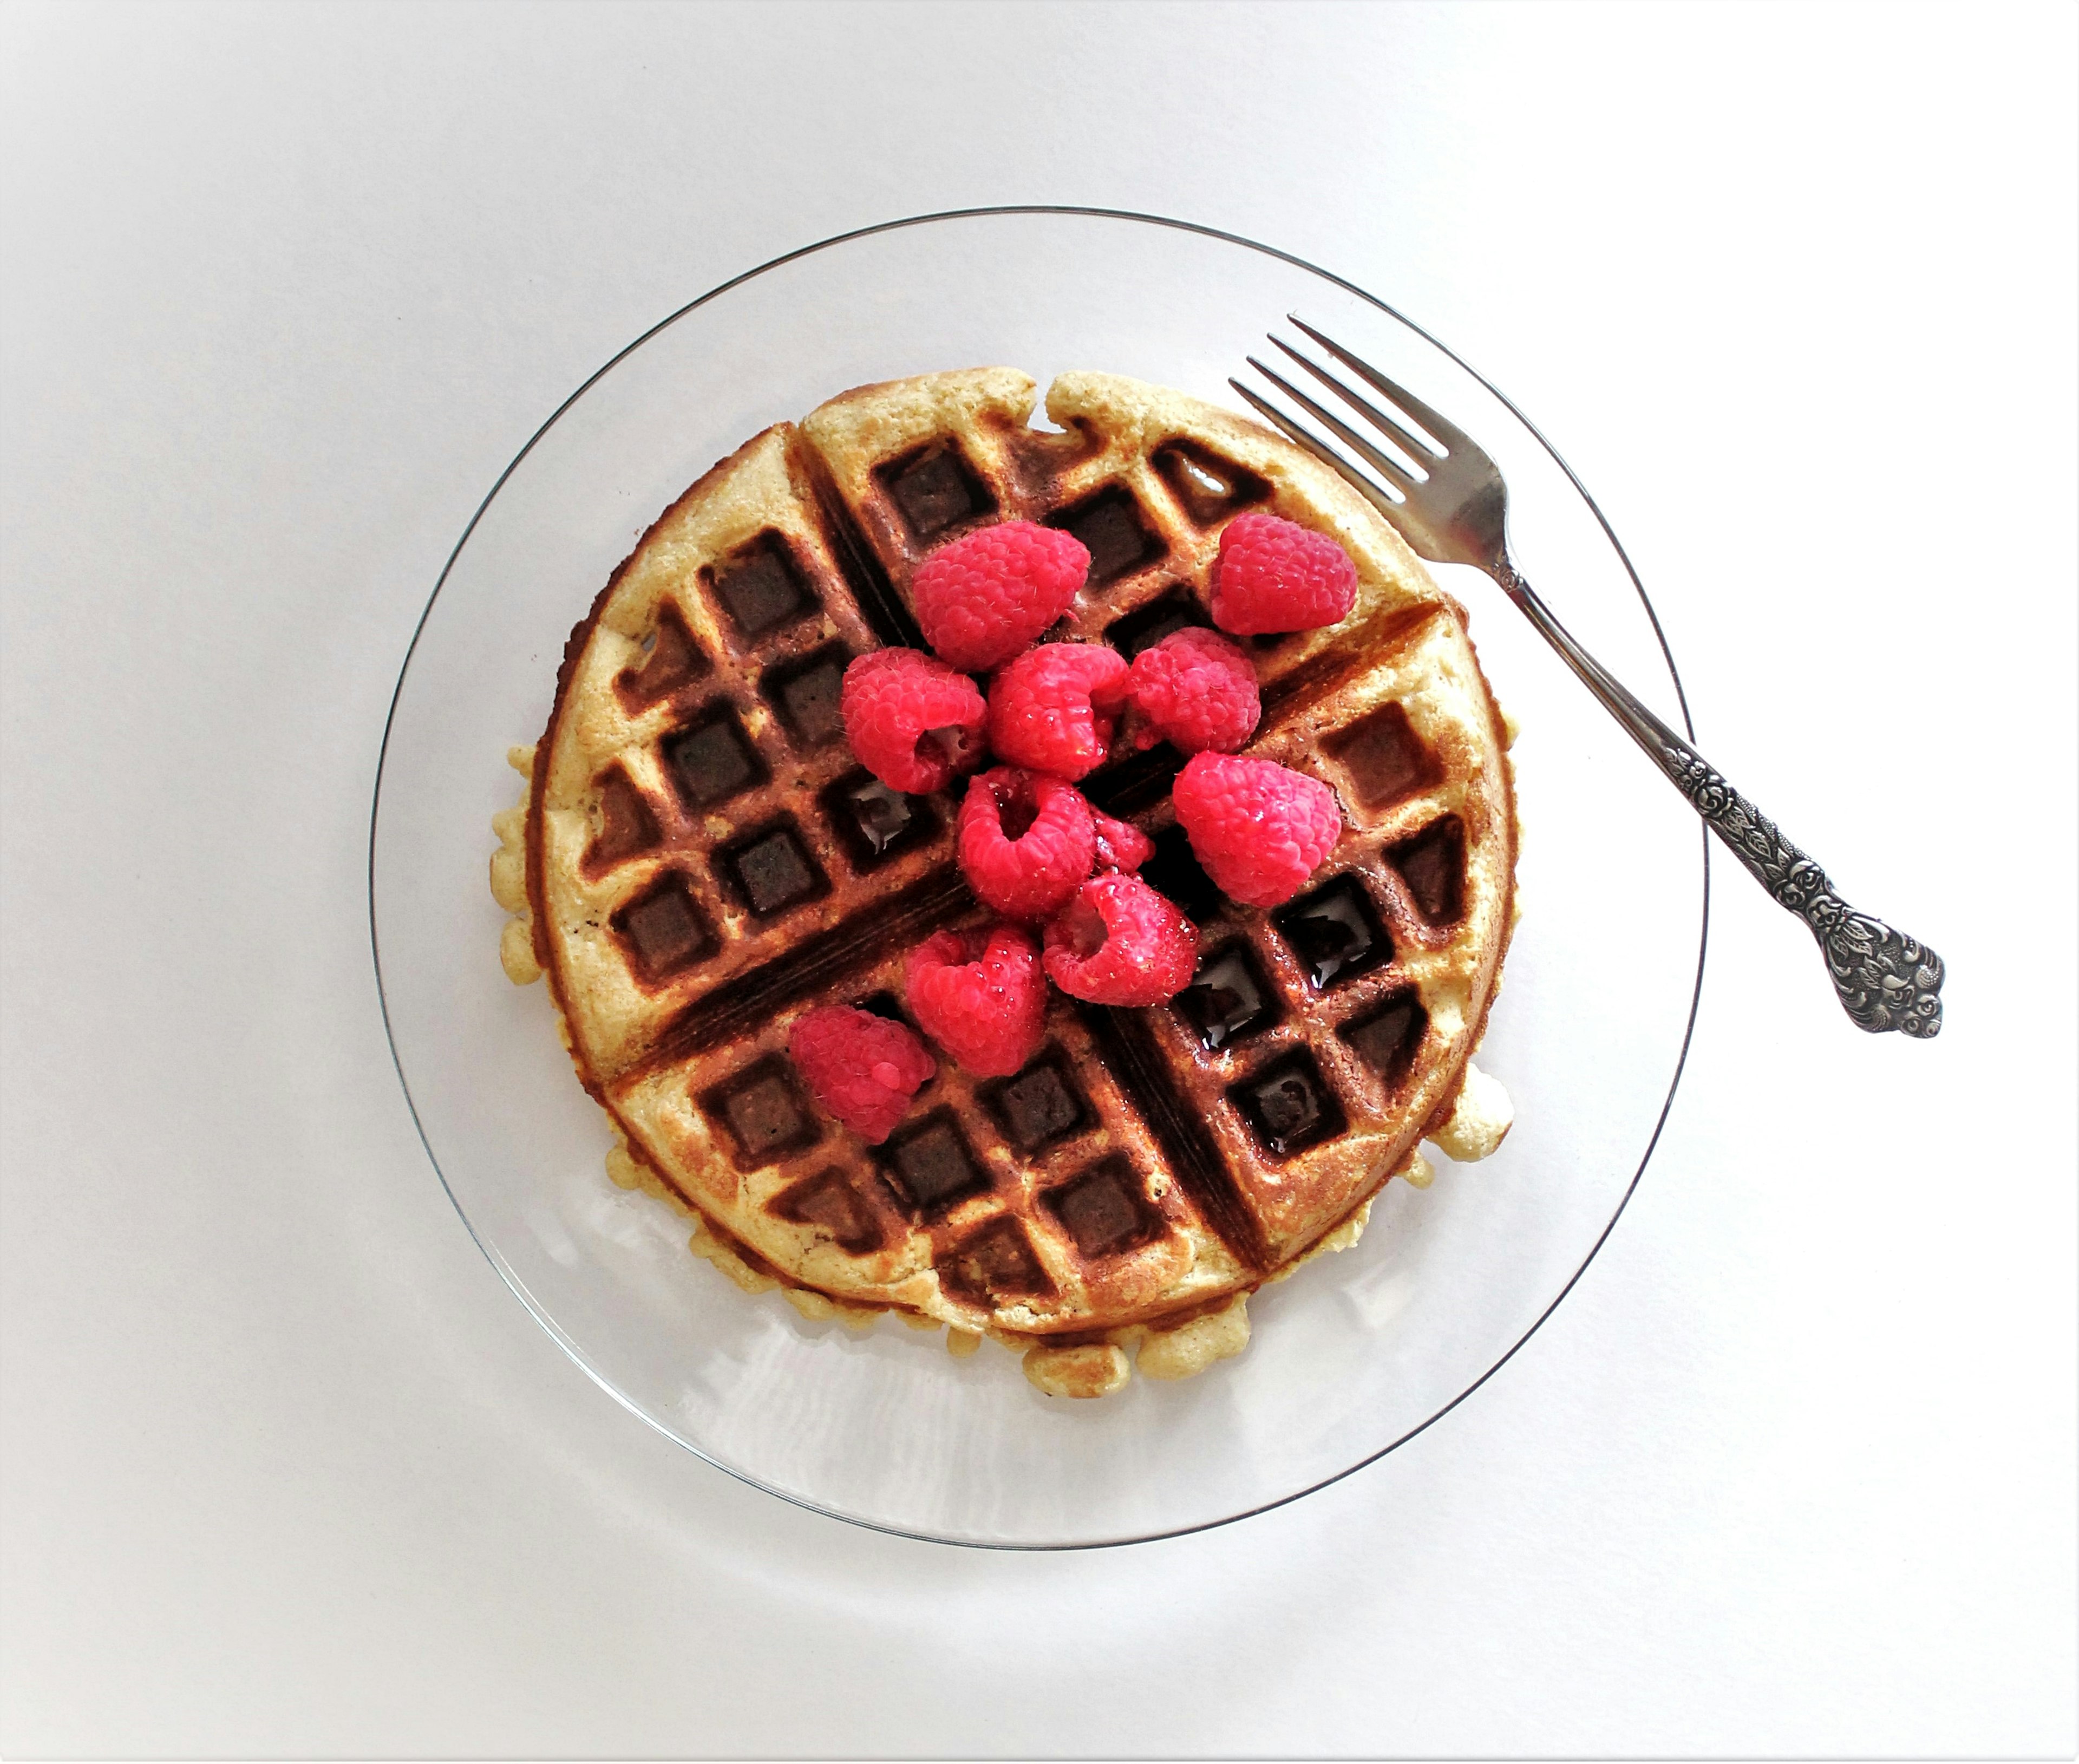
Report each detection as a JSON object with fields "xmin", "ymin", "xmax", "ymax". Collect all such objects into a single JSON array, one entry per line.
[{"xmin": 3, "ymin": 3, "xmax": 2074, "ymax": 1755}]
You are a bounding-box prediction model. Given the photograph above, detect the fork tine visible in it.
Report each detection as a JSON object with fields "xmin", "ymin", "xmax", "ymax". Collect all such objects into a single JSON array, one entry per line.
[
  {"xmin": 1286, "ymin": 315, "xmax": 1472, "ymax": 458},
  {"xmin": 1243, "ymin": 355, "xmax": 1426, "ymax": 502},
  {"xmin": 1227, "ymin": 377, "xmax": 1404, "ymax": 521},
  {"xmin": 1268, "ymin": 336, "xmax": 1439, "ymax": 470}
]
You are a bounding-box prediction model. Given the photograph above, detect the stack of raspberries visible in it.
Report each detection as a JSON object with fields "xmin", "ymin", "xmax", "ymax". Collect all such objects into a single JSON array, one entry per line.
[{"xmin": 788, "ymin": 512, "xmax": 1360, "ymax": 1144}]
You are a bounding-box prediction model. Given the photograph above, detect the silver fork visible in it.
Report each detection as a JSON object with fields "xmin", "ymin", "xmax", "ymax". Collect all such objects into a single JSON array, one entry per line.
[{"xmin": 1234, "ymin": 317, "xmax": 1944, "ymax": 1038}]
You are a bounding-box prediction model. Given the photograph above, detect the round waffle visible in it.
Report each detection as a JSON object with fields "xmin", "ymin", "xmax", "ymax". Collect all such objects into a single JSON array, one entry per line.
[{"xmin": 491, "ymin": 369, "xmax": 1519, "ymax": 1396}]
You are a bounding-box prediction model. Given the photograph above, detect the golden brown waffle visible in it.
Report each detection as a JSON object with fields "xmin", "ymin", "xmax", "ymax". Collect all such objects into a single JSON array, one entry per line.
[{"xmin": 492, "ymin": 369, "xmax": 1519, "ymax": 1397}]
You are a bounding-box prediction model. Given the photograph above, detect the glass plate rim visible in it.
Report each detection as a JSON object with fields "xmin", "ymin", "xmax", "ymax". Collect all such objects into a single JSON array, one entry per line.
[{"xmin": 367, "ymin": 204, "xmax": 1711, "ymax": 1551}]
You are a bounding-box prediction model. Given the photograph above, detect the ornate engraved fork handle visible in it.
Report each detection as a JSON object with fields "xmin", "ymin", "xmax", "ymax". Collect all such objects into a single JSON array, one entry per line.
[
  {"xmin": 1501, "ymin": 566, "xmax": 1945, "ymax": 1038},
  {"xmin": 1656, "ymin": 747, "xmax": 1944, "ymax": 1036}
]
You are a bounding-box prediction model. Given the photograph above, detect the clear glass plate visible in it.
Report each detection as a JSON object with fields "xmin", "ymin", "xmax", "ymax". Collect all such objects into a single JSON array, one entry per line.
[{"xmin": 371, "ymin": 208, "xmax": 1705, "ymax": 1549}]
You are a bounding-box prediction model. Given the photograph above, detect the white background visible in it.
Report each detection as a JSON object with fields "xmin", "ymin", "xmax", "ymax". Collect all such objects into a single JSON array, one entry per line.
[{"xmin": 3, "ymin": 2, "xmax": 2074, "ymax": 1755}]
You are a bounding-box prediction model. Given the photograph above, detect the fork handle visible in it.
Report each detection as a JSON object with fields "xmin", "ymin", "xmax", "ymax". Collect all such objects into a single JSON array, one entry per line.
[{"xmin": 1499, "ymin": 565, "xmax": 1945, "ymax": 1038}]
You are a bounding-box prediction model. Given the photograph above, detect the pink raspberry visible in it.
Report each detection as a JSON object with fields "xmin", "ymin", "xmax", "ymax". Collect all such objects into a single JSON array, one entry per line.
[
  {"xmin": 1043, "ymin": 874, "xmax": 1199, "ymax": 1006},
  {"xmin": 904, "ymin": 924, "xmax": 1048, "ymax": 1078},
  {"xmin": 840, "ymin": 648, "xmax": 986, "ymax": 794},
  {"xmin": 1210, "ymin": 513, "xmax": 1359, "ymax": 635},
  {"xmin": 1173, "ymin": 751, "xmax": 1343, "ymax": 908},
  {"xmin": 957, "ymin": 767, "xmax": 1096, "ymax": 919},
  {"xmin": 787, "ymin": 1004, "xmax": 936, "ymax": 1144},
  {"xmin": 986, "ymin": 642, "xmax": 1129, "ymax": 781},
  {"xmin": 911, "ymin": 520, "xmax": 1090, "ymax": 670},
  {"xmin": 1090, "ymin": 809, "xmax": 1154, "ymax": 874},
  {"xmin": 1126, "ymin": 626, "xmax": 1261, "ymax": 754}
]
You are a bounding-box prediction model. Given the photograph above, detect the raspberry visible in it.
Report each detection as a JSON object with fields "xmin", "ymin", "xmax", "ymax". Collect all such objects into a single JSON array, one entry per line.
[
  {"xmin": 787, "ymin": 1004, "xmax": 936, "ymax": 1144},
  {"xmin": 957, "ymin": 767, "xmax": 1096, "ymax": 920},
  {"xmin": 1126, "ymin": 626, "xmax": 1260, "ymax": 754},
  {"xmin": 911, "ymin": 520, "xmax": 1090, "ymax": 670},
  {"xmin": 1043, "ymin": 874, "xmax": 1199, "ymax": 1006},
  {"xmin": 1210, "ymin": 513, "xmax": 1359, "ymax": 635},
  {"xmin": 1090, "ymin": 809, "xmax": 1154, "ymax": 874},
  {"xmin": 987, "ymin": 642, "xmax": 1129, "ymax": 781},
  {"xmin": 840, "ymin": 648, "xmax": 986, "ymax": 794},
  {"xmin": 1173, "ymin": 751, "xmax": 1343, "ymax": 908},
  {"xmin": 904, "ymin": 924, "xmax": 1048, "ymax": 1077}
]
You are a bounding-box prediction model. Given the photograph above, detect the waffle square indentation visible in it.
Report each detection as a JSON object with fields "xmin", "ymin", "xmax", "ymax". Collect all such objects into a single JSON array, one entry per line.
[
  {"xmin": 855, "ymin": 989, "xmax": 911, "ymax": 1025},
  {"xmin": 614, "ymin": 599, "xmax": 710, "ymax": 711},
  {"xmin": 1339, "ymin": 991, "xmax": 1429, "ymax": 1092},
  {"xmin": 1151, "ymin": 439, "xmax": 1270, "ymax": 528},
  {"xmin": 1104, "ymin": 589, "xmax": 1210, "ymax": 660},
  {"xmin": 581, "ymin": 766, "xmax": 663, "ymax": 878},
  {"xmin": 760, "ymin": 643, "xmax": 852, "ymax": 750},
  {"xmin": 937, "ymin": 1216, "xmax": 1055, "ymax": 1305},
  {"xmin": 1043, "ymin": 1156, "xmax": 1163, "ymax": 1260},
  {"xmin": 820, "ymin": 769, "xmax": 939, "ymax": 872},
  {"xmin": 1175, "ymin": 943, "xmax": 1281, "ymax": 1051},
  {"xmin": 769, "ymin": 1168, "xmax": 886, "ymax": 1255},
  {"xmin": 1273, "ymin": 876, "xmax": 1392, "ymax": 990},
  {"xmin": 979, "ymin": 1049, "xmax": 1091, "ymax": 1155},
  {"xmin": 1387, "ymin": 815, "xmax": 1467, "ymax": 927},
  {"xmin": 661, "ymin": 705, "xmax": 768, "ymax": 812},
  {"xmin": 699, "ymin": 1055, "xmax": 822, "ymax": 1170},
  {"xmin": 1140, "ymin": 822, "xmax": 1224, "ymax": 924},
  {"xmin": 1046, "ymin": 483, "xmax": 1164, "ymax": 586},
  {"xmin": 878, "ymin": 1109, "xmax": 990, "ymax": 1217},
  {"xmin": 878, "ymin": 442, "xmax": 995, "ymax": 543},
  {"xmin": 1231, "ymin": 1048, "xmax": 1348, "ymax": 1160},
  {"xmin": 708, "ymin": 532, "xmax": 815, "ymax": 642},
  {"xmin": 1324, "ymin": 701, "xmax": 1442, "ymax": 812},
  {"xmin": 714, "ymin": 819, "xmax": 829, "ymax": 919},
  {"xmin": 611, "ymin": 872, "xmax": 713, "ymax": 984}
]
